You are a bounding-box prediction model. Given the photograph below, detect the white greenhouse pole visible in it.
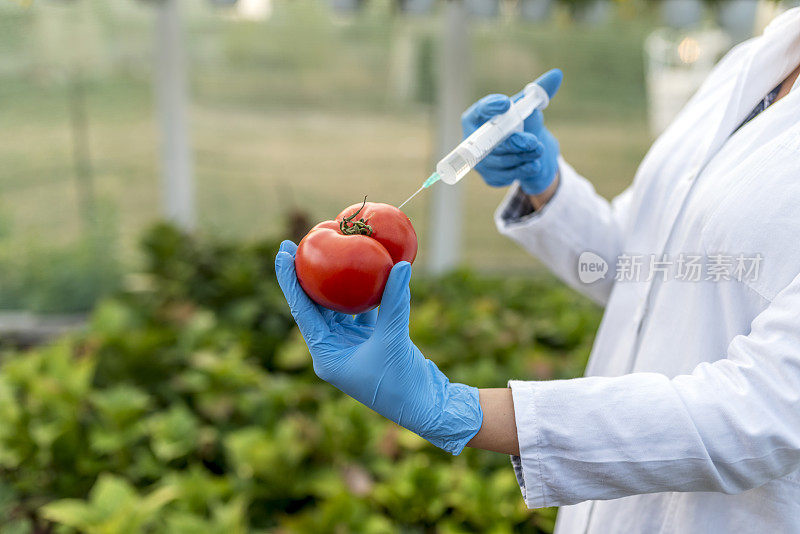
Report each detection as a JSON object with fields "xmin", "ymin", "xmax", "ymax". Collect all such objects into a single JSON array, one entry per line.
[
  {"xmin": 428, "ymin": 0, "xmax": 469, "ymax": 274},
  {"xmin": 155, "ymin": 0, "xmax": 195, "ymax": 230}
]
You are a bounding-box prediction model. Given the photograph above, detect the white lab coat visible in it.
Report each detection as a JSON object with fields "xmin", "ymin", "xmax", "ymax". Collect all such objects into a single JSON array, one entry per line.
[{"xmin": 495, "ymin": 9, "xmax": 800, "ymax": 533}]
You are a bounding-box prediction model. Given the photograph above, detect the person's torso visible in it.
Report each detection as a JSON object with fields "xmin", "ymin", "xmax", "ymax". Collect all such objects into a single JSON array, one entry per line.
[{"xmin": 557, "ymin": 10, "xmax": 800, "ymax": 534}]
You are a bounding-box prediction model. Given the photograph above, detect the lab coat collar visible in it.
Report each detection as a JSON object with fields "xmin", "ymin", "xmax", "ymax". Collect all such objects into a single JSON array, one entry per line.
[{"xmin": 700, "ymin": 8, "xmax": 800, "ymax": 168}]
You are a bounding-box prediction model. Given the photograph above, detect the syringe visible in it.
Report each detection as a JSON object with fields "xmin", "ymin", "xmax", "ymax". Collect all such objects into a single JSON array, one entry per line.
[{"xmin": 399, "ymin": 79, "xmax": 550, "ymax": 209}]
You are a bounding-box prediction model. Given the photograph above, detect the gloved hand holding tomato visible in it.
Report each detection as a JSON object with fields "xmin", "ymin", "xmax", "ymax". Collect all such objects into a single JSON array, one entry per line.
[
  {"xmin": 294, "ymin": 198, "xmax": 417, "ymax": 314},
  {"xmin": 275, "ymin": 200, "xmax": 483, "ymax": 455}
]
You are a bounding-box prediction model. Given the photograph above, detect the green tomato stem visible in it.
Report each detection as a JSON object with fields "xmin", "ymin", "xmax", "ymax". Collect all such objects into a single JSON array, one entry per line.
[{"xmin": 339, "ymin": 196, "xmax": 373, "ymax": 236}]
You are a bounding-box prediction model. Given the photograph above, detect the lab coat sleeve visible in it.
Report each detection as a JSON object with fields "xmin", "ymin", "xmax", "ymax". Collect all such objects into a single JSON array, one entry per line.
[
  {"xmin": 495, "ymin": 157, "xmax": 632, "ymax": 306},
  {"xmin": 508, "ymin": 271, "xmax": 800, "ymax": 509}
]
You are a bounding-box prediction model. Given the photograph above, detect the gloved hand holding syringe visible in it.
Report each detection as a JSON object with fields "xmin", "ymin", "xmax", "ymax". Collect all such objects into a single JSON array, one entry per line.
[{"xmin": 399, "ymin": 71, "xmax": 560, "ymax": 209}]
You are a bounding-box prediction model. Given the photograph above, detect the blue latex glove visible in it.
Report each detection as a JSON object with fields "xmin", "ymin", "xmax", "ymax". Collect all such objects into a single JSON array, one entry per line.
[
  {"xmin": 275, "ymin": 241, "xmax": 483, "ymax": 455},
  {"xmin": 461, "ymin": 69, "xmax": 563, "ymax": 195}
]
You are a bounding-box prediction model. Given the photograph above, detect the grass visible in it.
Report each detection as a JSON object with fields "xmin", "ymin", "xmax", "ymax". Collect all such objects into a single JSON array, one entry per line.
[{"xmin": 0, "ymin": 0, "xmax": 659, "ymax": 309}]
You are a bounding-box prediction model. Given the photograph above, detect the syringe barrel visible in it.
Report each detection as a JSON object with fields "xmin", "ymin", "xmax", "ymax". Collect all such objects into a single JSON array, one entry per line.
[{"xmin": 436, "ymin": 82, "xmax": 549, "ymax": 185}]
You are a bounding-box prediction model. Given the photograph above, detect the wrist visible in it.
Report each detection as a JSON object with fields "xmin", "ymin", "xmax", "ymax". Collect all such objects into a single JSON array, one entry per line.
[
  {"xmin": 465, "ymin": 388, "xmax": 520, "ymax": 455},
  {"xmin": 527, "ymin": 171, "xmax": 560, "ymax": 210}
]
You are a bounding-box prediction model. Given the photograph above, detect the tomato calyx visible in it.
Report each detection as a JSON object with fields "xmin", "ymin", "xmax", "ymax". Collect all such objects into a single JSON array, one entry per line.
[{"xmin": 339, "ymin": 196, "xmax": 373, "ymax": 237}]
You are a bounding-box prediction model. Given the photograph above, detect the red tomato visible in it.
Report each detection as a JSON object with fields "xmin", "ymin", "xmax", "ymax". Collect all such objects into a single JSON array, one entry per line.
[
  {"xmin": 335, "ymin": 202, "xmax": 417, "ymax": 264},
  {"xmin": 295, "ymin": 200, "xmax": 417, "ymax": 314}
]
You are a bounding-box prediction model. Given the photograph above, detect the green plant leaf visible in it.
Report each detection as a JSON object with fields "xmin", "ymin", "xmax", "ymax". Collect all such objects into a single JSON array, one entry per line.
[
  {"xmin": 40, "ymin": 499, "xmax": 96, "ymax": 529},
  {"xmin": 147, "ymin": 405, "xmax": 200, "ymax": 462}
]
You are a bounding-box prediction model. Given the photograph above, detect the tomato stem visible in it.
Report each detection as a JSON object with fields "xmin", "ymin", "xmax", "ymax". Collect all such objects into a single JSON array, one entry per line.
[{"xmin": 340, "ymin": 196, "xmax": 373, "ymax": 236}]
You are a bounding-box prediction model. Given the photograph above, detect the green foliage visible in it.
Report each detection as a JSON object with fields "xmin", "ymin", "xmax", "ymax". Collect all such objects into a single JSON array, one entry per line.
[
  {"xmin": 0, "ymin": 223, "xmax": 601, "ymax": 532},
  {"xmin": 0, "ymin": 235, "xmax": 120, "ymax": 313},
  {"xmin": 41, "ymin": 474, "xmax": 177, "ymax": 534},
  {"xmin": 0, "ymin": 206, "xmax": 121, "ymax": 313}
]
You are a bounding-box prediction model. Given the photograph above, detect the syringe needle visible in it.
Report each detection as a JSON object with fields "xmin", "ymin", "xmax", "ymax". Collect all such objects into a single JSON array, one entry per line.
[
  {"xmin": 398, "ymin": 185, "xmax": 424, "ymax": 210},
  {"xmin": 398, "ymin": 172, "xmax": 440, "ymax": 210}
]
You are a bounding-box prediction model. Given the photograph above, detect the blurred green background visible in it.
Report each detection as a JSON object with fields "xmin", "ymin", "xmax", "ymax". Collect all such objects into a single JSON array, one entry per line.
[{"xmin": 0, "ymin": 0, "xmax": 665, "ymax": 312}]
